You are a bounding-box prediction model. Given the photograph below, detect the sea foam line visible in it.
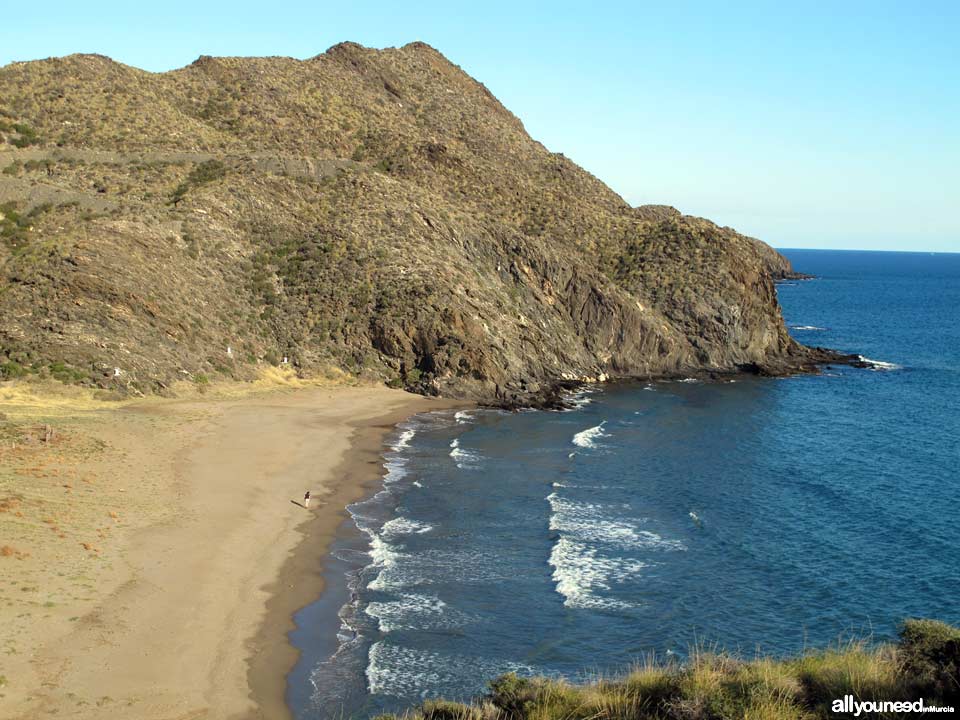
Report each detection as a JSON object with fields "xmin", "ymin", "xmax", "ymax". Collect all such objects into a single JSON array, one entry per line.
[
  {"xmin": 549, "ymin": 537, "xmax": 646, "ymax": 610},
  {"xmin": 858, "ymin": 355, "xmax": 902, "ymax": 371},
  {"xmin": 449, "ymin": 437, "xmax": 483, "ymax": 468},
  {"xmin": 366, "ymin": 642, "xmax": 535, "ymax": 697}
]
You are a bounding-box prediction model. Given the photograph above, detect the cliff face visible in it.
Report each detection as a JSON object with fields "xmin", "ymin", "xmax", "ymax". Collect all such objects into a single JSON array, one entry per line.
[{"xmin": 0, "ymin": 43, "xmax": 830, "ymax": 404}]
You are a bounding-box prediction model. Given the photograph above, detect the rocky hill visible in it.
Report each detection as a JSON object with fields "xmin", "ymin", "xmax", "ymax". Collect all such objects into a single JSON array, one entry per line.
[{"xmin": 0, "ymin": 42, "xmax": 838, "ymax": 406}]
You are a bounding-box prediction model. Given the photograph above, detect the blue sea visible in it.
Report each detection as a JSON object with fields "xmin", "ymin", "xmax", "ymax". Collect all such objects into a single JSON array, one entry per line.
[{"xmin": 288, "ymin": 249, "xmax": 960, "ymax": 719}]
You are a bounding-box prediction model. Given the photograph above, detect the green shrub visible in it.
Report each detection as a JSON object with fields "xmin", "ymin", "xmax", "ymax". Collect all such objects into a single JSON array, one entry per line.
[
  {"xmin": 0, "ymin": 361, "xmax": 28, "ymax": 379},
  {"xmin": 49, "ymin": 361, "xmax": 88, "ymax": 384},
  {"xmin": 899, "ymin": 619, "xmax": 960, "ymax": 702},
  {"xmin": 168, "ymin": 159, "xmax": 227, "ymax": 205},
  {"xmin": 187, "ymin": 159, "xmax": 227, "ymax": 185},
  {"xmin": 8, "ymin": 122, "xmax": 40, "ymax": 147},
  {"xmin": 1, "ymin": 201, "xmax": 53, "ymax": 247},
  {"xmin": 488, "ymin": 673, "xmax": 538, "ymax": 718}
]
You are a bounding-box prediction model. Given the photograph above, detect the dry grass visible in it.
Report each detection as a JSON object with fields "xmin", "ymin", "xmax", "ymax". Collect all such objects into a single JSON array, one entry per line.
[{"xmin": 382, "ymin": 624, "xmax": 960, "ymax": 720}]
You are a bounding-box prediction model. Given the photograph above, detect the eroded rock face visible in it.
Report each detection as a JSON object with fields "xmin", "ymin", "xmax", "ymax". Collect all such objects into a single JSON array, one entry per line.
[{"xmin": 0, "ymin": 42, "xmax": 840, "ymax": 404}]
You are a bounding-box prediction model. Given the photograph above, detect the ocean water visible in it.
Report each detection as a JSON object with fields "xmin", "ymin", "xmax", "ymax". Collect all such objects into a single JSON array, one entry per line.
[{"xmin": 289, "ymin": 249, "xmax": 960, "ymax": 719}]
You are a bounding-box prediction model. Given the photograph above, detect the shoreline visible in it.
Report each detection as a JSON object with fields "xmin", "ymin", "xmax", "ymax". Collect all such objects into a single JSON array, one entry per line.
[
  {"xmin": 246, "ymin": 396, "xmax": 469, "ymax": 720},
  {"xmin": 0, "ymin": 383, "xmax": 467, "ymax": 720}
]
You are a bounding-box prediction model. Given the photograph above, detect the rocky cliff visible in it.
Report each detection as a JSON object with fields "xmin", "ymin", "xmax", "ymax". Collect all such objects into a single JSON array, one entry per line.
[{"xmin": 0, "ymin": 43, "xmax": 841, "ymax": 405}]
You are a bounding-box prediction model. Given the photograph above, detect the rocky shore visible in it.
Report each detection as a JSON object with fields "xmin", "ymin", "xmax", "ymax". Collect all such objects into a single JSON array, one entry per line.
[{"xmin": 1, "ymin": 42, "xmax": 847, "ymax": 407}]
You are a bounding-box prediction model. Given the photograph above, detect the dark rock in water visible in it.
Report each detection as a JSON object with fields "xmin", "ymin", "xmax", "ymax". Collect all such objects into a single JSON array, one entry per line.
[{"xmin": 0, "ymin": 43, "xmax": 850, "ymax": 406}]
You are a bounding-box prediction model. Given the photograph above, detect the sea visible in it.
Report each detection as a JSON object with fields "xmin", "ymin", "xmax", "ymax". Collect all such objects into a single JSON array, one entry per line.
[{"xmin": 286, "ymin": 249, "xmax": 960, "ymax": 719}]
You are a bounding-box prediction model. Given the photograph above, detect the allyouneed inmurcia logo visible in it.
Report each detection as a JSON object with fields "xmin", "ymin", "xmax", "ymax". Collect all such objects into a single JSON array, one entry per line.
[{"xmin": 833, "ymin": 695, "xmax": 955, "ymax": 716}]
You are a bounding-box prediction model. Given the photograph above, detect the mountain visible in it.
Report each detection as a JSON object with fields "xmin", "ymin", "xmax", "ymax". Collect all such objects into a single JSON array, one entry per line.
[{"xmin": 0, "ymin": 42, "xmax": 839, "ymax": 406}]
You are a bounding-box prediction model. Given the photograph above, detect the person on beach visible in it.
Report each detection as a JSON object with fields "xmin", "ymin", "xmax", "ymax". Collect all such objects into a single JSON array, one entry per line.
[{"xmin": 304, "ymin": 490, "xmax": 311, "ymax": 508}]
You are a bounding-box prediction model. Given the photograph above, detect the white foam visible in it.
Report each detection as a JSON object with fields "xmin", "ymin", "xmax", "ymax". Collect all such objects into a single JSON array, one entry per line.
[
  {"xmin": 392, "ymin": 427, "xmax": 416, "ymax": 450},
  {"xmin": 858, "ymin": 355, "xmax": 902, "ymax": 371},
  {"xmin": 547, "ymin": 488, "xmax": 685, "ymax": 610},
  {"xmin": 368, "ymin": 535, "xmax": 399, "ymax": 570},
  {"xmin": 449, "ymin": 437, "xmax": 483, "ymax": 468},
  {"xmin": 572, "ymin": 421, "xmax": 607, "ymax": 448},
  {"xmin": 547, "ymin": 493, "xmax": 685, "ymax": 550},
  {"xmin": 366, "ymin": 642, "xmax": 534, "ymax": 698},
  {"xmin": 564, "ymin": 388, "xmax": 596, "ymax": 411},
  {"xmin": 365, "ymin": 593, "xmax": 448, "ymax": 633},
  {"xmin": 790, "ymin": 325, "xmax": 826, "ymax": 331},
  {"xmin": 412, "ymin": 480, "xmax": 423, "ymax": 488},
  {"xmin": 454, "ymin": 410, "xmax": 474, "ymax": 424},
  {"xmin": 642, "ymin": 383, "xmax": 656, "ymax": 391},
  {"xmin": 549, "ymin": 537, "xmax": 646, "ymax": 610},
  {"xmin": 678, "ymin": 377, "xmax": 701, "ymax": 384},
  {"xmin": 381, "ymin": 516, "xmax": 432, "ymax": 538},
  {"xmin": 382, "ymin": 458, "xmax": 408, "ymax": 484}
]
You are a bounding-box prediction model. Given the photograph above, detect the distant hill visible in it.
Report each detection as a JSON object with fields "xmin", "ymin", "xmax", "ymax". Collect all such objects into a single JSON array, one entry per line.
[{"xmin": 0, "ymin": 42, "xmax": 832, "ymax": 405}]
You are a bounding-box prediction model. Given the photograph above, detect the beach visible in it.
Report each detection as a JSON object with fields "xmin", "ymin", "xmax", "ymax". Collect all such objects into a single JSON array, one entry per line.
[{"xmin": 0, "ymin": 381, "xmax": 464, "ymax": 719}]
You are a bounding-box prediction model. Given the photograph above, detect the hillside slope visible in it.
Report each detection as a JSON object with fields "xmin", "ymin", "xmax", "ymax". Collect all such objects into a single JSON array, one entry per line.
[{"xmin": 0, "ymin": 43, "xmax": 836, "ymax": 405}]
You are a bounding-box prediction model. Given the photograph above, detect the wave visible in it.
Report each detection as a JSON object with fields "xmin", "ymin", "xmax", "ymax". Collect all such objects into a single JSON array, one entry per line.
[
  {"xmin": 382, "ymin": 458, "xmax": 408, "ymax": 485},
  {"xmin": 549, "ymin": 537, "xmax": 647, "ymax": 610},
  {"xmin": 858, "ymin": 355, "xmax": 902, "ymax": 371},
  {"xmin": 381, "ymin": 516, "xmax": 432, "ymax": 538},
  {"xmin": 790, "ymin": 325, "xmax": 826, "ymax": 331},
  {"xmin": 454, "ymin": 410, "xmax": 474, "ymax": 424},
  {"xmin": 547, "ymin": 489, "xmax": 685, "ymax": 610},
  {"xmin": 392, "ymin": 427, "xmax": 416, "ymax": 451},
  {"xmin": 547, "ymin": 493, "xmax": 685, "ymax": 550},
  {"xmin": 678, "ymin": 377, "xmax": 701, "ymax": 384},
  {"xmin": 365, "ymin": 593, "xmax": 449, "ymax": 633},
  {"xmin": 366, "ymin": 642, "xmax": 535, "ymax": 698},
  {"xmin": 564, "ymin": 387, "xmax": 596, "ymax": 411},
  {"xmin": 449, "ymin": 437, "xmax": 484, "ymax": 468},
  {"xmin": 572, "ymin": 421, "xmax": 607, "ymax": 448}
]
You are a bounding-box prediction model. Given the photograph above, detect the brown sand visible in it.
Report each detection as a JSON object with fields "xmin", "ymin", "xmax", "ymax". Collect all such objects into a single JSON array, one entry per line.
[{"xmin": 0, "ymin": 384, "xmax": 465, "ymax": 719}]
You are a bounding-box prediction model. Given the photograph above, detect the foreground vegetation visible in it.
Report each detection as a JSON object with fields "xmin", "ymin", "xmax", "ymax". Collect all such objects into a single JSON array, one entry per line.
[{"xmin": 383, "ymin": 620, "xmax": 959, "ymax": 720}]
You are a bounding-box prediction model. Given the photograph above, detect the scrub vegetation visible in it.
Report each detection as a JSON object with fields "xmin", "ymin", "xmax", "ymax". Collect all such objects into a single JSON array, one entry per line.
[{"xmin": 381, "ymin": 620, "xmax": 959, "ymax": 720}]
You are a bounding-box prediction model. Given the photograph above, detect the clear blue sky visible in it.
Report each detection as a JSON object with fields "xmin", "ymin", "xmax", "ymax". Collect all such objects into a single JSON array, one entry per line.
[{"xmin": 2, "ymin": 1, "xmax": 957, "ymax": 251}]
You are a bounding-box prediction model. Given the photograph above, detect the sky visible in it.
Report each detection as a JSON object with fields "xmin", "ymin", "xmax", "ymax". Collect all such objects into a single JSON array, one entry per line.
[{"xmin": 2, "ymin": 1, "xmax": 957, "ymax": 252}]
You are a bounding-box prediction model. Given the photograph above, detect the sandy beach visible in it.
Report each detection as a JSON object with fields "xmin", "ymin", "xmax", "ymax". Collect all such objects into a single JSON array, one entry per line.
[{"xmin": 0, "ymin": 380, "xmax": 464, "ymax": 719}]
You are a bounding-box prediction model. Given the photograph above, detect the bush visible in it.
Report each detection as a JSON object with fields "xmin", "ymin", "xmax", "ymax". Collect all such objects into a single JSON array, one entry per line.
[
  {"xmin": 168, "ymin": 159, "xmax": 228, "ymax": 205},
  {"xmin": 420, "ymin": 699, "xmax": 481, "ymax": 720},
  {"xmin": 487, "ymin": 673, "xmax": 538, "ymax": 718},
  {"xmin": 0, "ymin": 361, "xmax": 28, "ymax": 379},
  {"xmin": 899, "ymin": 619, "xmax": 960, "ymax": 702},
  {"xmin": 8, "ymin": 123, "xmax": 41, "ymax": 148},
  {"xmin": 49, "ymin": 361, "xmax": 88, "ymax": 384},
  {"xmin": 624, "ymin": 662, "xmax": 681, "ymax": 711},
  {"xmin": 187, "ymin": 159, "xmax": 227, "ymax": 185}
]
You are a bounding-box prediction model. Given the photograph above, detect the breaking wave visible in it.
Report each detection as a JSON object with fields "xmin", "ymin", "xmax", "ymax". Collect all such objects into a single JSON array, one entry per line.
[{"xmin": 572, "ymin": 421, "xmax": 607, "ymax": 448}]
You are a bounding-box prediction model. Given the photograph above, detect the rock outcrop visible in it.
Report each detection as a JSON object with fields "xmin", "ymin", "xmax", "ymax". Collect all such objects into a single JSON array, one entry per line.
[{"xmin": 0, "ymin": 43, "xmax": 844, "ymax": 405}]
